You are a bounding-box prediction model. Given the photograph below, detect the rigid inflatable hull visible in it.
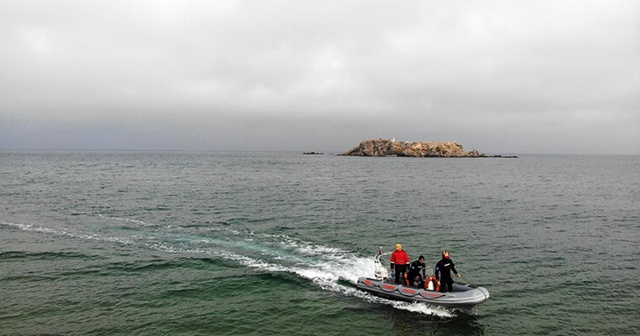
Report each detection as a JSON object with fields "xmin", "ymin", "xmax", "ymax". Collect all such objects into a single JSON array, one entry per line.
[{"xmin": 356, "ymin": 277, "xmax": 490, "ymax": 309}]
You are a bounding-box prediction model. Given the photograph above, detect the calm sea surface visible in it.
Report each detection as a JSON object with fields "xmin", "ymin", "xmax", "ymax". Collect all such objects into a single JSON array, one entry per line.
[{"xmin": 1, "ymin": 151, "xmax": 638, "ymax": 335}]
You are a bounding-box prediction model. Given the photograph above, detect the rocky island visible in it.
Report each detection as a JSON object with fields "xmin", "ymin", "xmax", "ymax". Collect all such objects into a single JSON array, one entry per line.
[{"xmin": 340, "ymin": 139, "xmax": 516, "ymax": 158}]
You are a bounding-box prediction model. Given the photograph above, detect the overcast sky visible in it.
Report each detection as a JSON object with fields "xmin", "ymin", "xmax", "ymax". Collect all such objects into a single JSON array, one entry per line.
[{"xmin": 1, "ymin": 0, "xmax": 638, "ymax": 154}]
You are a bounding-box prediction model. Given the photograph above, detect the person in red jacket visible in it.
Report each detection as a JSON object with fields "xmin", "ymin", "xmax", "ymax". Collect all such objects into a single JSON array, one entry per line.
[{"xmin": 390, "ymin": 244, "xmax": 410, "ymax": 284}]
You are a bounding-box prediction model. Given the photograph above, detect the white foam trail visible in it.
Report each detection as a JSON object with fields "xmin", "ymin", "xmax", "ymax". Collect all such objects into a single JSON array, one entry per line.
[
  {"xmin": 247, "ymin": 238, "xmax": 454, "ymax": 317},
  {"xmin": 1, "ymin": 221, "xmax": 135, "ymax": 245},
  {"xmin": 1, "ymin": 220, "xmax": 454, "ymax": 317},
  {"xmin": 75, "ymin": 212, "xmax": 154, "ymax": 226},
  {"xmin": 96, "ymin": 214, "xmax": 150, "ymax": 226},
  {"xmin": 289, "ymin": 262, "xmax": 452, "ymax": 317}
]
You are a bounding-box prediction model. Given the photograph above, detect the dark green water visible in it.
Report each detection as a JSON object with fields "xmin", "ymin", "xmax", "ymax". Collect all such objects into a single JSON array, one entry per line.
[{"xmin": 1, "ymin": 152, "xmax": 638, "ymax": 335}]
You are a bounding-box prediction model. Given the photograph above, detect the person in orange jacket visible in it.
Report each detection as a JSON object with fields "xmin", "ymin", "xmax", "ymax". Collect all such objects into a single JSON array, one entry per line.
[{"xmin": 390, "ymin": 243, "xmax": 410, "ymax": 284}]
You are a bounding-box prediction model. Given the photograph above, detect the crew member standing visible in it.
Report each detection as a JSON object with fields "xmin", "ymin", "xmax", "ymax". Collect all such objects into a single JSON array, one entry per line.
[
  {"xmin": 390, "ymin": 244, "xmax": 410, "ymax": 284},
  {"xmin": 434, "ymin": 251, "xmax": 461, "ymax": 292}
]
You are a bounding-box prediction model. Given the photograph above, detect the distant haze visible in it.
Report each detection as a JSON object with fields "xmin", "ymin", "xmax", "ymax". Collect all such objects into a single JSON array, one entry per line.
[{"xmin": 1, "ymin": 0, "xmax": 638, "ymax": 154}]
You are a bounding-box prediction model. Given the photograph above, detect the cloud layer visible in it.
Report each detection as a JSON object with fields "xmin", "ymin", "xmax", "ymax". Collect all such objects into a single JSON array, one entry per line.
[{"xmin": 1, "ymin": 0, "xmax": 638, "ymax": 153}]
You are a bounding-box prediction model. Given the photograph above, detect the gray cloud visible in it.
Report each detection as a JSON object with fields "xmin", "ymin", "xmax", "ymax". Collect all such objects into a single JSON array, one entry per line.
[{"xmin": 1, "ymin": 0, "xmax": 638, "ymax": 153}]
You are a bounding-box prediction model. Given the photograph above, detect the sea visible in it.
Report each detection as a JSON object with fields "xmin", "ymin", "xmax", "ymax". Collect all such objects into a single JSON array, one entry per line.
[{"xmin": 1, "ymin": 151, "xmax": 638, "ymax": 336}]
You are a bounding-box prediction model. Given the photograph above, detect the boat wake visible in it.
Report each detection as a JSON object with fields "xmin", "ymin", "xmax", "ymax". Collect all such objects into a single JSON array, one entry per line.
[{"xmin": 2, "ymin": 214, "xmax": 454, "ymax": 317}]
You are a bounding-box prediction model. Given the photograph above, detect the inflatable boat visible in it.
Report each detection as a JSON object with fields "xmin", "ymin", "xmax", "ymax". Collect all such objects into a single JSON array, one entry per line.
[{"xmin": 356, "ymin": 251, "xmax": 490, "ymax": 309}]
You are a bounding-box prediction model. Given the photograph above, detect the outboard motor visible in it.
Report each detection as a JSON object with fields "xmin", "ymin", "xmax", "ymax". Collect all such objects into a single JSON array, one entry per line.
[{"xmin": 373, "ymin": 248, "xmax": 389, "ymax": 281}]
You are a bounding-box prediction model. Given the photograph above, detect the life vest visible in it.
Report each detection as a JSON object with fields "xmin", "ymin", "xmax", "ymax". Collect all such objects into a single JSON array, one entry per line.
[{"xmin": 424, "ymin": 276, "xmax": 440, "ymax": 291}]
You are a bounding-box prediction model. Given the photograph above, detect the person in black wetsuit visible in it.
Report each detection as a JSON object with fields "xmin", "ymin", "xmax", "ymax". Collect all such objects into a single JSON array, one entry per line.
[
  {"xmin": 407, "ymin": 255, "xmax": 427, "ymax": 287},
  {"xmin": 434, "ymin": 251, "xmax": 461, "ymax": 292}
]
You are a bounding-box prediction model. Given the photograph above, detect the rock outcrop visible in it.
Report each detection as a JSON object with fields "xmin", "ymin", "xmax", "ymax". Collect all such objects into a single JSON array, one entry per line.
[{"xmin": 340, "ymin": 139, "xmax": 486, "ymax": 157}]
